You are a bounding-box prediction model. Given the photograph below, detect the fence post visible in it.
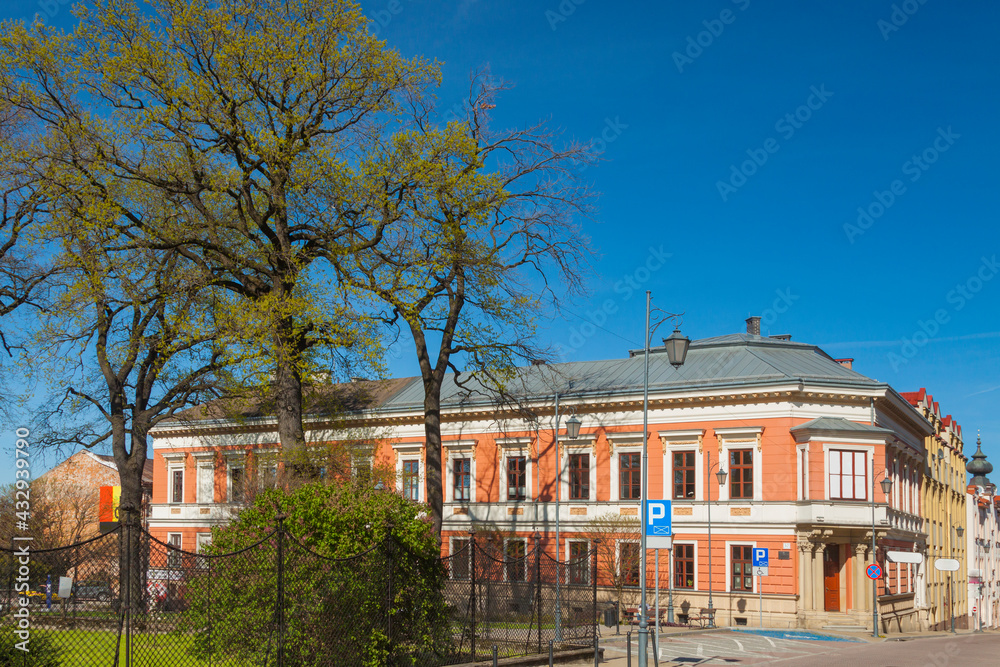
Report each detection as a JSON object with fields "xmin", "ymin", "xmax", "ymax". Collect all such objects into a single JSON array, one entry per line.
[
  {"xmin": 122, "ymin": 503, "xmax": 134, "ymax": 667},
  {"xmin": 470, "ymin": 530, "xmax": 477, "ymax": 662},
  {"xmin": 534, "ymin": 533, "xmax": 542, "ymax": 655},
  {"xmin": 592, "ymin": 539, "xmax": 599, "ymax": 645},
  {"xmin": 276, "ymin": 514, "xmax": 286, "ymax": 667},
  {"xmin": 386, "ymin": 527, "xmax": 394, "ymax": 656}
]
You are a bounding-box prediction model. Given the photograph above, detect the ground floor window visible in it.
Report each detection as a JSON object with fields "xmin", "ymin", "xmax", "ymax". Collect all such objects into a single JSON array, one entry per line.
[
  {"xmin": 674, "ymin": 544, "xmax": 694, "ymax": 589},
  {"xmin": 731, "ymin": 545, "xmax": 753, "ymax": 592}
]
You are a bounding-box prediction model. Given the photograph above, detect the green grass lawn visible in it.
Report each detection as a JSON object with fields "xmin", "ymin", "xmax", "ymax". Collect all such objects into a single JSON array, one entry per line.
[{"xmin": 44, "ymin": 629, "xmax": 242, "ymax": 666}]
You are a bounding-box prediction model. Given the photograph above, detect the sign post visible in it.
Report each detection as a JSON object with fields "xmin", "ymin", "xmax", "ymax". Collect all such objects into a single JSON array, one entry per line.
[
  {"xmin": 753, "ymin": 548, "xmax": 769, "ymax": 628},
  {"xmin": 645, "ymin": 500, "xmax": 673, "ymax": 549}
]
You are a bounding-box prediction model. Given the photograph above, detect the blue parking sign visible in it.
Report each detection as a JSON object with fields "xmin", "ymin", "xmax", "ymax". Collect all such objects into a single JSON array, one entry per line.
[
  {"xmin": 752, "ymin": 548, "xmax": 769, "ymax": 568},
  {"xmin": 645, "ymin": 500, "xmax": 672, "ymax": 549}
]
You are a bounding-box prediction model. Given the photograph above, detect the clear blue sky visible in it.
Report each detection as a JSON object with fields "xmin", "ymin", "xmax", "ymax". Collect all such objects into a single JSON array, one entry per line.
[{"xmin": 3, "ymin": 1, "xmax": 997, "ymax": 477}]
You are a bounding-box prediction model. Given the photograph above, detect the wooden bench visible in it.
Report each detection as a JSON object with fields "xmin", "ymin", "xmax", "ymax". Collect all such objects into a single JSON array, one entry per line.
[
  {"xmin": 624, "ymin": 607, "xmax": 666, "ymax": 625},
  {"xmin": 687, "ymin": 607, "xmax": 716, "ymax": 628}
]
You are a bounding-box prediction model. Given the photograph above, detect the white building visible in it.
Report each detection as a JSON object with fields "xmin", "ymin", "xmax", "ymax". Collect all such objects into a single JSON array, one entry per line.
[{"xmin": 966, "ymin": 436, "xmax": 999, "ymax": 630}]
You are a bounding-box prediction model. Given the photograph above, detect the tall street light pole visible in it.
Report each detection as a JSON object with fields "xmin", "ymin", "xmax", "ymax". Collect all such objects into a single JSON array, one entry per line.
[
  {"xmin": 638, "ymin": 291, "xmax": 689, "ymax": 667},
  {"xmin": 553, "ymin": 392, "xmax": 581, "ymax": 643},
  {"xmin": 871, "ymin": 468, "xmax": 893, "ymax": 638},
  {"xmin": 707, "ymin": 459, "xmax": 727, "ymax": 626}
]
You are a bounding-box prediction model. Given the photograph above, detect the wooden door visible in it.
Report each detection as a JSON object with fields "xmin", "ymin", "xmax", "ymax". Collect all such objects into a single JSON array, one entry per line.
[{"xmin": 824, "ymin": 547, "xmax": 841, "ymax": 612}]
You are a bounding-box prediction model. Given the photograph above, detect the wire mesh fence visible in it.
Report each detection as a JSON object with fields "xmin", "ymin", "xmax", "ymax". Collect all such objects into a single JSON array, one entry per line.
[{"xmin": 1, "ymin": 516, "xmax": 597, "ymax": 666}]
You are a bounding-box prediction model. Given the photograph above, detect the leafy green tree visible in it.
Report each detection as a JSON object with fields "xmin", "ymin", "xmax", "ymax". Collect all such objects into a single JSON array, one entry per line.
[
  {"xmin": 183, "ymin": 481, "xmax": 452, "ymax": 666},
  {"xmin": 334, "ymin": 74, "xmax": 596, "ymax": 535},
  {"xmin": 0, "ymin": 0, "xmax": 436, "ymax": 465}
]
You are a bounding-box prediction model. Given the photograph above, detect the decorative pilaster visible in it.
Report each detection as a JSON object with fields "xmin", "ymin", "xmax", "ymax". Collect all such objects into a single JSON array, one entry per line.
[{"xmin": 798, "ymin": 540, "xmax": 812, "ymax": 612}]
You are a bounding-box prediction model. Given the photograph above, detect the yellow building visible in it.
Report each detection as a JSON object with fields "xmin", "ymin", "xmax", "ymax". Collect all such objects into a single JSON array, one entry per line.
[{"xmin": 903, "ymin": 389, "xmax": 968, "ymax": 630}]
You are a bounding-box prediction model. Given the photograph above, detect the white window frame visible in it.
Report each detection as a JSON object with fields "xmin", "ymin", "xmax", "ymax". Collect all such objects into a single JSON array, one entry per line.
[
  {"xmin": 497, "ymin": 437, "xmax": 533, "ymax": 502},
  {"xmin": 565, "ymin": 539, "xmax": 591, "ymax": 585},
  {"xmin": 167, "ymin": 532, "xmax": 183, "ymax": 569},
  {"xmin": 393, "ymin": 442, "xmax": 424, "ymax": 501},
  {"xmin": 725, "ymin": 540, "xmax": 757, "ymax": 594},
  {"xmin": 504, "ymin": 537, "xmax": 528, "ymax": 582},
  {"xmin": 617, "ymin": 539, "xmax": 641, "ymax": 587},
  {"xmin": 445, "ymin": 441, "xmax": 477, "ymax": 503},
  {"xmin": 821, "ymin": 444, "xmax": 874, "ymax": 501},
  {"xmin": 608, "ymin": 433, "xmax": 645, "ymax": 503},
  {"xmin": 350, "ymin": 447, "xmax": 374, "ymax": 485},
  {"xmin": 672, "ymin": 541, "xmax": 698, "ymax": 591},
  {"xmin": 164, "ymin": 454, "xmax": 186, "ymax": 504},
  {"xmin": 193, "ymin": 453, "xmax": 215, "ymax": 504},
  {"xmin": 561, "ymin": 439, "xmax": 597, "ymax": 503},
  {"xmin": 225, "ymin": 453, "xmax": 246, "ymax": 504},
  {"xmin": 715, "ymin": 427, "xmax": 763, "ymax": 503},
  {"xmin": 659, "ymin": 431, "xmax": 704, "ymax": 501},
  {"xmin": 449, "ymin": 536, "xmax": 472, "ymax": 580},
  {"xmin": 196, "ymin": 532, "xmax": 212, "ymax": 568}
]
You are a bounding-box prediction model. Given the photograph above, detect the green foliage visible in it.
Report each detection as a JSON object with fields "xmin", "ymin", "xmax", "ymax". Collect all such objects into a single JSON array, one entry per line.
[
  {"xmin": 0, "ymin": 624, "xmax": 63, "ymax": 667},
  {"xmin": 181, "ymin": 482, "xmax": 452, "ymax": 666}
]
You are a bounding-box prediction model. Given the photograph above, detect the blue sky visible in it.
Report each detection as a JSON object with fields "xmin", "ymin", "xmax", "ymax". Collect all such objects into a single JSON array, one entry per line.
[{"xmin": 3, "ymin": 0, "xmax": 997, "ymax": 478}]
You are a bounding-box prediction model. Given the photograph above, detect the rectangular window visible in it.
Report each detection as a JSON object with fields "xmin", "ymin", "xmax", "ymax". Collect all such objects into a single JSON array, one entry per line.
[
  {"xmin": 569, "ymin": 541, "xmax": 589, "ymax": 585},
  {"xmin": 507, "ymin": 456, "xmax": 526, "ymax": 500},
  {"xmin": 829, "ymin": 450, "xmax": 868, "ymax": 501},
  {"xmin": 258, "ymin": 463, "xmax": 277, "ymax": 489},
  {"xmin": 197, "ymin": 464, "xmax": 213, "ymax": 504},
  {"xmin": 451, "ymin": 538, "xmax": 470, "ymax": 580},
  {"xmin": 229, "ymin": 466, "xmax": 244, "ymax": 502},
  {"xmin": 506, "ymin": 539, "xmax": 526, "ymax": 582},
  {"xmin": 167, "ymin": 533, "xmax": 182, "ymax": 570},
  {"xmin": 731, "ymin": 545, "xmax": 753, "ymax": 592},
  {"xmin": 620, "ymin": 542, "xmax": 641, "ymax": 587},
  {"xmin": 354, "ymin": 460, "xmax": 372, "ymax": 486},
  {"xmin": 672, "ymin": 451, "xmax": 696, "ymax": 499},
  {"xmin": 620, "ymin": 453, "xmax": 641, "ymax": 500},
  {"xmin": 171, "ymin": 469, "xmax": 184, "ymax": 503},
  {"xmin": 729, "ymin": 449, "xmax": 753, "ymax": 499},
  {"xmin": 196, "ymin": 533, "xmax": 212, "ymax": 569},
  {"xmin": 674, "ymin": 544, "xmax": 695, "ymax": 589},
  {"xmin": 569, "ymin": 453, "xmax": 590, "ymax": 500},
  {"xmin": 453, "ymin": 458, "xmax": 471, "ymax": 501},
  {"xmin": 402, "ymin": 460, "xmax": 420, "ymax": 501}
]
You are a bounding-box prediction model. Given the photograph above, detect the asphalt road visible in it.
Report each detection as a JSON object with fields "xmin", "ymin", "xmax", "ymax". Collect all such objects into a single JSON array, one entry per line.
[{"xmin": 584, "ymin": 630, "xmax": 999, "ymax": 666}]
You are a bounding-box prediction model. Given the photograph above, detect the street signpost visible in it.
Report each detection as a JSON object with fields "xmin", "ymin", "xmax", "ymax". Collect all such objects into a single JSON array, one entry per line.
[
  {"xmin": 753, "ymin": 548, "xmax": 769, "ymax": 627},
  {"xmin": 645, "ymin": 500, "xmax": 673, "ymax": 549},
  {"xmin": 934, "ymin": 558, "xmax": 960, "ymax": 635}
]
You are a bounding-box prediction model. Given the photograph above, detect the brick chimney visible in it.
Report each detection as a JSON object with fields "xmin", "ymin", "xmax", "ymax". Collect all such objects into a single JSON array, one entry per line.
[
  {"xmin": 836, "ymin": 358, "xmax": 853, "ymax": 370},
  {"xmin": 746, "ymin": 316, "xmax": 761, "ymax": 336}
]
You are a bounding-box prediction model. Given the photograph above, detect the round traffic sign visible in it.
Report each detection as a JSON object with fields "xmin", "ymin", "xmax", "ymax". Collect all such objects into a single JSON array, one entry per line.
[
  {"xmin": 973, "ymin": 606, "xmax": 977, "ymax": 614},
  {"xmin": 866, "ymin": 564, "xmax": 882, "ymax": 580}
]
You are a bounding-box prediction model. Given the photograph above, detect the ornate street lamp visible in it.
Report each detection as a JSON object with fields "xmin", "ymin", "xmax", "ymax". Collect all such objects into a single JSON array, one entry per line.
[
  {"xmin": 566, "ymin": 414, "xmax": 582, "ymax": 439},
  {"xmin": 707, "ymin": 462, "xmax": 727, "ymax": 627},
  {"xmin": 638, "ymin": 292, "xmax": 687, "ymax": 667},
  {"xmin": 663, "ymin": 328, "xmax": 691, "ymax": 368},
  {"xmin": 553, "ymin": 397, "xmax": 582, "ymax": 642}
]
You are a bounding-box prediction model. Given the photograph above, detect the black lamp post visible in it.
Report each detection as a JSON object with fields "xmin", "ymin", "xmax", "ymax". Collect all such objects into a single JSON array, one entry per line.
[
  {"xmin": 706, "ymin": 462, "xmax": 727, "ymax": 626},
  {"xmin": 638, "ymin": 292, "xmax": 689, "ymax": 667}
]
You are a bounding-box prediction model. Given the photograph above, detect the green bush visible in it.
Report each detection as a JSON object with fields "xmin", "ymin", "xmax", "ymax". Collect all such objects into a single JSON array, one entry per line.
[
  {"xmin": 180, "ymin": 482, "xmax": 452, "ymax": 666},
  {"xmin": 0, "ymin": 624, "xmax": 63, "ymax": 667}
]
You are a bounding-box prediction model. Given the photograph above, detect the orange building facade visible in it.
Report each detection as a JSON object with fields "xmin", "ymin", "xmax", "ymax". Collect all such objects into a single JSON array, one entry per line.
[{"xmin": 148, "ymin": 323, "xmax": 934, "ymax": 630}]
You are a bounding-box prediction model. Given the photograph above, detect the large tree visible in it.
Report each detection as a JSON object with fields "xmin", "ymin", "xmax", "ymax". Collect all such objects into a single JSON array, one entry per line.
[
  {"xmin": 334, "ymin": 74, "xmax": 595, "ymax": 535},
  {"xmin": 1, "ymin": 0, "xmax": 435, "ymax": 464}
]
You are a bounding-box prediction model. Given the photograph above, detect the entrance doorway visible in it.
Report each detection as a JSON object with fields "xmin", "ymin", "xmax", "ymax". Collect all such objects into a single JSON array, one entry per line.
[{"xmin": 824, "ymin": 547, "xmax": 841, "ymax": 612}]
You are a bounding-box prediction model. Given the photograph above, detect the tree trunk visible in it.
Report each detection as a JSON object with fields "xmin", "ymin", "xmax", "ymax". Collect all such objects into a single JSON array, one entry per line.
[
  {"xmin": 114, "ymin": 426, "xmax": 149, "ymax": 629},
  {"xmin": 423, "ymin": 381, "xmax": 444, "ymax": 537}
]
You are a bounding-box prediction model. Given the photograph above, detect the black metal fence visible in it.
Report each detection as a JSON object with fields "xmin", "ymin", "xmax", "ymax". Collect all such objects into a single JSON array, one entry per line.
[{"xmin": 1, "ymin": 518, "xmax": 597, "ymax": 666}]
